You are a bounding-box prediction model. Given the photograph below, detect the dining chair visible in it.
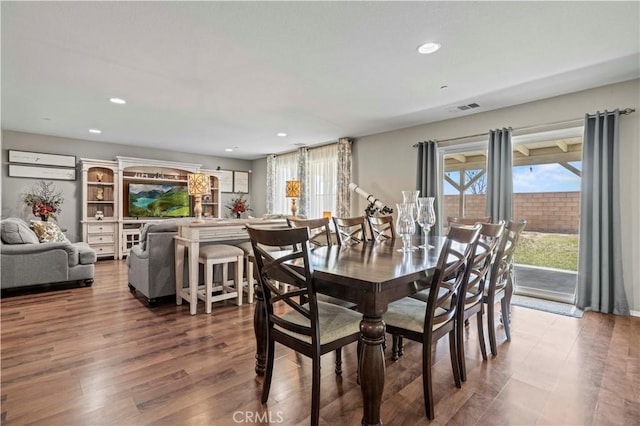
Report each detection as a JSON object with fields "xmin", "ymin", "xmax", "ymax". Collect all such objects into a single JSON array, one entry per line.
[
  {"xmin": 384, "ymin": 224, "xmax": 481, "ymax": 420},
  {"xmin": 366, "ymin": 215, "xmax": 396, "ymax": 242},
  {"xmin": 332, "ymin": 216, "xmax": 368, "ymax": 246},
  {"xmin": 448, "ymin": 216, "xmax": 492, "ymax": 226},
  {"xmin": 483, "ymin": 219, "xmax": 527, "ymax": 356},
  {"xmin": 287, "ymin": 217, "xmax": 333, "ymax": 247},
  {"xmin": 287, "ymin": 216, "xmax": 356, "ymax": 310},
  {"xmin": 456, "ymin": 221, "xmax": 504, "ymax": 381},
  {"xmin": 247, "ymin": 226, "xmax": 362, "ymax": 426}
]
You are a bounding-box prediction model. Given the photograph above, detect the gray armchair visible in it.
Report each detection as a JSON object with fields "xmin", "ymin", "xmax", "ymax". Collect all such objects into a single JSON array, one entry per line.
[
  {"xmin": 127, "ymin": 221, "xmax": 182, "ymax": 306},
  {"xmin": 1, "ymin": 217, "xmax": 96, "ymax": 290}
]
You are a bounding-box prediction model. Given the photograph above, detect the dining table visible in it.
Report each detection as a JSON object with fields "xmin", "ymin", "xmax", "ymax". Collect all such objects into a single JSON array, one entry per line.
[{"xmin": 253, "ymin": 237, "xmax": 443, "ymax": 426}]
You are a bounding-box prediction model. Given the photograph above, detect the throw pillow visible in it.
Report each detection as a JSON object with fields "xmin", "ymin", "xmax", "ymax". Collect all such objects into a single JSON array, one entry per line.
[
  {"xmin": 0, "ymin": 218, "xmax": 40, "ymax": 244},
  {"xmin": 30, "ymin": 221, "xmax": 69, "ymax": 243}
]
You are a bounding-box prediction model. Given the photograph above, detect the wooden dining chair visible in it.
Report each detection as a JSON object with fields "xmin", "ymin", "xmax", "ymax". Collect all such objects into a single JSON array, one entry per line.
[
  {"xmin": 456, "ymin": 221, "xmax": 504, "ymax": 381},
  {"xmin": 247, "ymin": 226, "xmax": 362, "ymax": 426},
  {"xmin": 483, "ymin": 219, "xmax": 527, "ymax": 356},
  {"xmin": 448, "ymin": 216, "xmax": 491, "ymax": 226},
  {"xmin": 288, "ymin": 216, "xmax": 355, "ymax": 312},
  {"xmin": 384, "ymin": 224, "xmax": 481, "ymax": 420},
  {"xmin": 287, "ymin": 217, "xmax": 333, "ymax": 247},
  {"xmin": 332, "ymin": 216, "xmax": 368, "ymax": 246},
  {"xmin": 366, "ymin": 215, "xmax": 396, "ymax": 242}
]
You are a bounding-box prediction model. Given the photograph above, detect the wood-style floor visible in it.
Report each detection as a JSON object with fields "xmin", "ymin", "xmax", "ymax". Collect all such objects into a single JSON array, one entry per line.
[{"xmin": 1, "ymin": 260, "xmax": 638, "ymax": 425}]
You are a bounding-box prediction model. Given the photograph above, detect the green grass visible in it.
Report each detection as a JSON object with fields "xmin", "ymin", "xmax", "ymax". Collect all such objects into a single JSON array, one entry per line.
[{"xmin": 513, "ymin": 232, "xmax": 579, "ymax": 272}]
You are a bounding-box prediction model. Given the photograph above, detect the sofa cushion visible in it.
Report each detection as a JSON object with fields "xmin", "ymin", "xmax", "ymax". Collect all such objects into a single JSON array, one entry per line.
[
  {"xmin": 1, "ymin": 218, "xmax": 40, "ymax": 244},
  {"xmin": 30, "ymin": 221, "xmax": 70, "ymax": 243}
]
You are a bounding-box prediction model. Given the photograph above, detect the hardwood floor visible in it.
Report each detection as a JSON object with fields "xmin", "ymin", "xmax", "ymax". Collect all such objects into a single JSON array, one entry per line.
[{"xmin": 1, "ymin": 259, "xmax": 638, "ymax": 425}]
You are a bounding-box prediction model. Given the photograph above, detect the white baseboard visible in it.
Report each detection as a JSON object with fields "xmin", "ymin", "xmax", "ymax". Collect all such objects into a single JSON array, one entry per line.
[{"xmin": 630, "ymin": 310, "xmax": 640, "ymax": 317}]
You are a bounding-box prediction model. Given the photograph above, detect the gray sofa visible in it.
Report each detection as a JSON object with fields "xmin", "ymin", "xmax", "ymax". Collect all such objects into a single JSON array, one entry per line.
[
  {"xmin": 127, "ymin": 221, "xmax": 182, "ymax": 306},
  {"xmin": 1, "ymin": 217, "xmax": 96, "ymax": 290}
]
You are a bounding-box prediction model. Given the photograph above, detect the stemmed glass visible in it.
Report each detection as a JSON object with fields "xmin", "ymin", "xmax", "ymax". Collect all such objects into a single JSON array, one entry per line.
[
  {"xmin": 396, "ymin": 203, "xmax": 416, "ymax": 252},
  {"xmin": 416, "ymin": 197, "xmax": 436, "ymax": 249},
  {"xmin": 401, "ymin": 190, "xmax": 420, "ymax": 249}
]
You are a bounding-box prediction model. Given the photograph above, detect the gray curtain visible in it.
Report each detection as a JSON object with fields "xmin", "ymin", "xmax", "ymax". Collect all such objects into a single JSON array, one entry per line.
[
  {"xmin": 577, "ymin": 110, "xmax": 629, "ymax": 315},
  {"xmin": 485, "ymin": 128, "xmax": 513, "ymax": 222},
  {"xmin": 416, "ymin": 140, "xmax": 441, "ymax": 235},
  {"xmin": 336, "ymin": 138, "xmax": 352, "ymax": 217}
]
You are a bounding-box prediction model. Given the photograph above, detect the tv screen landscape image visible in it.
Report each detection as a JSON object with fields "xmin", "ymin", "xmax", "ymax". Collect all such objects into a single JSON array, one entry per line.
[{"xmin": 128, "ymin": 183, "xmax": 190, "ymax": 217}]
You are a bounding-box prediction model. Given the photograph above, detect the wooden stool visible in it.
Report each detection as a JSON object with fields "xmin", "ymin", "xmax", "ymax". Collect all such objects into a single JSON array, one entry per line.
[{"xmin": 198, "ymin": 244, "xmax": 244, "ymax": 314}]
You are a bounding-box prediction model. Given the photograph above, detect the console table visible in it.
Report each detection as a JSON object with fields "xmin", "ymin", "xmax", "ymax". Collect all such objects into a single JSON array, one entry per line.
[{"xmin": 173, "ymin": 218, "xmax": 287, "ymax": 315}]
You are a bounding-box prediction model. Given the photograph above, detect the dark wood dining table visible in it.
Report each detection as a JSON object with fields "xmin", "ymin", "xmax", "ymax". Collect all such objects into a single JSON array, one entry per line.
[{"xmin": 253, "ymin": 237, "xmax": 442, "ymax": 426}]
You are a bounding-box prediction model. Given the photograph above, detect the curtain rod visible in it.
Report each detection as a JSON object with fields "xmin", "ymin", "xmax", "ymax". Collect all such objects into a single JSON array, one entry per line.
[{"xmin": 413, "ymin": 107, "xmax": 636, "ymax": 147}]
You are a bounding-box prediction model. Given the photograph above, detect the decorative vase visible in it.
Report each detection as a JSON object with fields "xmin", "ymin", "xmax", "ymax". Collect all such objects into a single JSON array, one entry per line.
[{"xmin": 236, "ymin": 213, "xmax": 241, "ymax": 219}]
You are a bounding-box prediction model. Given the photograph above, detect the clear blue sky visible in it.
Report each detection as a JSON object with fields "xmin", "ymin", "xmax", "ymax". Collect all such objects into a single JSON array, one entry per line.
[{"xmin": 444, "ymin": 162, "xmax": 582, "ymax": 195}]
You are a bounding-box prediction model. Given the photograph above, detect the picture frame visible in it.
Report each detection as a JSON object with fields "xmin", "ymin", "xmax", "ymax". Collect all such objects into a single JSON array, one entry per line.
[
  {"xmin": 219, "ymin": 170, "xmax": 233, "ymax": 193},
  {"xmin": 9, "ymin": 150, "xmax": 76, "ymax": 168},
  {"xmin": 233, "ymin": 171, "xmax": 249, "ymax": 193},
  {"xmin": 8, "ymin": 164, "xmax": 77, "ymax": 181}
]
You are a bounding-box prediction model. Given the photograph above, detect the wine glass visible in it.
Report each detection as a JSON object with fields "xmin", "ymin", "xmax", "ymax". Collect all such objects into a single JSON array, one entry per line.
[
  {"xmin": 395, "ymin": 203, "xmax": 416, "ymax": 252},
  {"xmin": 401, "ymin": 190, "xmax": 420, "ymax": 248},
  {"xmin": 416, "ymin": 197, "xmax": 436, "ymax": 249}
]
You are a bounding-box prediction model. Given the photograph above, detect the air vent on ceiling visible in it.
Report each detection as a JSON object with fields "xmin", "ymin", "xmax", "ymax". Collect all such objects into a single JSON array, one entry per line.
[{"xmin": 457, "ymin": 102, "xmax": 481, "ymax": 111}]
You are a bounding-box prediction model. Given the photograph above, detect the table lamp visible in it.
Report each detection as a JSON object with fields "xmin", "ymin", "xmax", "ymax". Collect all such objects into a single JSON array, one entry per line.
[
  {"xmin": 286, "ymin": 180, "xmax": 301, "ymax": 217},
  {"xmin": 187, "ymin": 173, "xmax": 211, "ymax": 223}
]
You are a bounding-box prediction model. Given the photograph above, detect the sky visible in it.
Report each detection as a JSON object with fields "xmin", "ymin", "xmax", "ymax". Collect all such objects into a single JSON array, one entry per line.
[{"xmin": 444, "ymin": 162, "xmax": 582, "ymax": 195}]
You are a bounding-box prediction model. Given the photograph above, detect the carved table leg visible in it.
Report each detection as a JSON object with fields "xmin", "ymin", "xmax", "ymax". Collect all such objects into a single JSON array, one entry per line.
[
  {"xmin": 254, "ymin": 283, "xmax": 267, "ymax": 376},
  {"xmin": 359, "ymin": 316, "xmax": 385, "ymax": 426}
]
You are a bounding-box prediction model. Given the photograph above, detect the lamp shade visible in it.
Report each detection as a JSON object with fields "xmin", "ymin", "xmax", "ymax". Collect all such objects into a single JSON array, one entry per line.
[
  {"xmin": 187, "ymin": 173, "xmax": 211, "ymax": 196},
  {"xmin": 286, "ymin": 180, "xmax": 301, "ymax": 198}
]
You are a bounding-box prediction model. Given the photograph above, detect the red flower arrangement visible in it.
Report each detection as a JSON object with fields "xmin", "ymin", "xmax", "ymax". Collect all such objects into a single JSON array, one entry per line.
[
  {"xmin": 226, "ymin": 194, "xmax": 252, "ymax": 219},
  {"xmin": 22, "ymin": 181, "xmax": 64, "ymax": 221}
]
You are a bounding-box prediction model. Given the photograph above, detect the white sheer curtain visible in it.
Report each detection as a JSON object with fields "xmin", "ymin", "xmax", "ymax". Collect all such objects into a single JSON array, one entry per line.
[
  {"xmin": 306, "ymin": 144, "xmax": 338, "ymax": 219},
  {"xmin": 269, "ymin": 151, "xmax": 299, "ymax": 215}
]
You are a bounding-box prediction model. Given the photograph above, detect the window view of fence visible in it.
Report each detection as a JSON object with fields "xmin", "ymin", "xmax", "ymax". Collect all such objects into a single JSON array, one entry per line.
[{"xmin": 443, "ymin": 137, "xmax": 583, "ymax": 302}]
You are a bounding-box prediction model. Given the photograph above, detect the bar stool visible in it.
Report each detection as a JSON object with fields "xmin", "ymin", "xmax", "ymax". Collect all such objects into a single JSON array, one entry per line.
[
  {"xmin": 198, "ymin": 244, "xmax": 244, "ymax": 313},
  {"xmin": 235, "ymin": 241, "xmax": 256, "ymax": 304}
]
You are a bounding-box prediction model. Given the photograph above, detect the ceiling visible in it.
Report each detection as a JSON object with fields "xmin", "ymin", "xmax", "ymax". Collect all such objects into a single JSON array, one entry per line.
[{"xmin": 2, "ymin": 2, "xmax": 639, "ymax": 160}]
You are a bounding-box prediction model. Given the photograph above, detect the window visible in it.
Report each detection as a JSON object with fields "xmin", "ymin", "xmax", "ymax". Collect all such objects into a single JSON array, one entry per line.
[
  {"xmin": 270, "ymin": 152, "xmax": 298, "ymax": 215},
  {"xmin": 268, "ymin": 144, "xmax": 339, "ymax": 218},
  {"xmin": 306, "ymin": 144, "xmax": 337, "ymax": 219}
]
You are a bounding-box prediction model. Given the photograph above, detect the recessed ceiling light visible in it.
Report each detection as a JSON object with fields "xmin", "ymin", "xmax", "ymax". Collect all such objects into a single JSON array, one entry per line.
[
  {"xmin": 109, "ymin": 97, "xmax": 126, "ymax": 104},
  {"xmin": 277, "ymin": 132, "xmax": 288, "ymax": 137},
  {"xmin": 89, "ymin": 129, "xmax": 102, "ymax": 134},
  {"xmin": 225, "ymin": 148, "xmax": 234, "ymax": 152},
  {"xmin": 417, "ymin": 42, "xmax": 441, "ymax": 55}
]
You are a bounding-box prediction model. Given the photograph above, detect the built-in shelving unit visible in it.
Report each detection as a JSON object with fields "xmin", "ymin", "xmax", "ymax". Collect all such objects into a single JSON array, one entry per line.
[
  {"xmin": 81, "ymin": 157, "xmax": 222, "ymax": 260},
  {"xmin": 80, "ymin": 159, "xmax": 119, "ymax": 259},
  {"xmin": 115, "ymin": 157, "xmax": 221, "ymax": 259}
]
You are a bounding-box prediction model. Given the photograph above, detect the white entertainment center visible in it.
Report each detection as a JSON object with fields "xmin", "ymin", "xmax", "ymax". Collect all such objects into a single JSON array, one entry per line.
[{"xmin": 80, "ymin": 156, "xmax": 222, "ymax": 259}]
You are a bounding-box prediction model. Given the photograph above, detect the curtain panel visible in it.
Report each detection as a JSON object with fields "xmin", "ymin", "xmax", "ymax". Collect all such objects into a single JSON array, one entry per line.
[
  {"xmin": 485, "ymin": 128, "xmax": 513, "ymax": 222},
  {"xmin": 416, "ymin": 140, "xmax": 442, "ymax": 236},
  {"xmin": 267, "ymin": 151, "xmax": 299, "ymax": 215},
  {"xmin": 336, "ymin": 138, "xmax": 352, "ymax": 217},
  {"xmin": 577, "ymin": 110, "xmax": 629, "ymax": 315}
]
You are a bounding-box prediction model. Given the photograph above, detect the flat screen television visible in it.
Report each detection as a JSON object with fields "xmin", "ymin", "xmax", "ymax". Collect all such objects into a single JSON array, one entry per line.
[{"xmin": 128, "ymin": 183, "xmax": 190, "ymax": 217}]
